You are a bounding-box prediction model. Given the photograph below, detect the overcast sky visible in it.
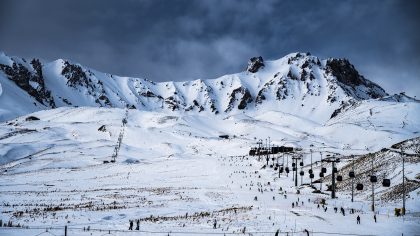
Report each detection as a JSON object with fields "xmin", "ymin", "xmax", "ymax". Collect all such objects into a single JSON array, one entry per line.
[{"xmin": 0, "ymin": 0, "xmax": 419, "ymax": 97}]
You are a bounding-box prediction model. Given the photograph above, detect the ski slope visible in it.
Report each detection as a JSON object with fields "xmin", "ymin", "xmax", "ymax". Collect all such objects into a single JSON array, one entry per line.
[{"xmin": 0, "ymin": 98, "xmax": 419, "ymax": 235}]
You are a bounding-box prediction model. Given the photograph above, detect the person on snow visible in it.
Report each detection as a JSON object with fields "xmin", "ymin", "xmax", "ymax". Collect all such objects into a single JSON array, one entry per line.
[
  {"xmin": 129, "ymin": 220, "xmax": 133, "ymax": 230},
  {"xmin": 357, "ymin": 215, "xmax": 361, "ymax": 224}
]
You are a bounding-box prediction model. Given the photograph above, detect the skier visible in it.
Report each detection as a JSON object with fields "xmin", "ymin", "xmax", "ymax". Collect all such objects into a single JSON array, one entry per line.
[
  {"xmin": 292, "ymin": 202, "xmax": 294, "ymax": 208},
  {"xmin": 374, "ymin": 214, "xmax": 377, "ymax": 223},
  {"xmin": 357, "ymin": 215, "xmax": 361, "ymax": 224},
  {"xmin": 135, "ymin": 219, "xmax": 140, "ymax": 230},
  {"xmin": 334, "ymin": 207, "xmax": 338, "ymax": 213},
  {"xmin": 213, "ymin": 219, "xmax": 217, "ymax": 229}
]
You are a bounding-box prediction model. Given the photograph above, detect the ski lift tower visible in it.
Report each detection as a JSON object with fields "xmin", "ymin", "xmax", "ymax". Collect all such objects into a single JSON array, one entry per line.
[{"xmin": 322, "ymin": 156, "xmax": 340, "ymax": 199}]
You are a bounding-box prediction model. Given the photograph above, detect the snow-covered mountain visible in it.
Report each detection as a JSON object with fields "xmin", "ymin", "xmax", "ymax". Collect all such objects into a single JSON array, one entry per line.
[
  {"xmin": 1, "ymin": 51, "xmax": 420, "ymax": 235},
  {"xmin": 0, "ymin": 52, "xmax": 391, "ymax": 122}
]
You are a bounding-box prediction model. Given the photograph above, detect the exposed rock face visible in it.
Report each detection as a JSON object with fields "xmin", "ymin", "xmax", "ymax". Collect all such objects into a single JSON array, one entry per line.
[
  {"xmin": 247, "ymin": 56, "xmax": 264, "ymax": 73},
  {"xmin": 330, "ymin": 100, "xmax": 359, "ymax": 119},
  {"xmin": 326, "ymin": 58, "xmax": 387, "ymax": 99},
  {"xmin": 225, "ymin": 87, "xmax": 253, "ymax": 112},
  {"xmin": 0, "ymin": 59, "xmax": 55, "ymax": 107},
  {"xmin": 238, "ymin": 89, "xmax": 252, "ymax": 110},
  {"xmin": 62, "ymin": 61, "xmax": 90, "ymax": 88},
  {"xmin": 326, "ymin": 59, "xmax": 363, "ymax": 86}
]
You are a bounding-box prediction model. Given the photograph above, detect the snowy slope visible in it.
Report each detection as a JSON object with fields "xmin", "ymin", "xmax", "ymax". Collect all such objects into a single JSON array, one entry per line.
[
  {"xmin": 0, "ymin": 99, "xmax": 419, "ymax": 235},
  {"xmin": 0, "ymin": 52, "xmax": 389, "ymax": 123}
]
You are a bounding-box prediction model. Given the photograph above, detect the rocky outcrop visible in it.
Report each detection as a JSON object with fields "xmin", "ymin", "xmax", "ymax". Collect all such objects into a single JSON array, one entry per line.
[
  {"xmin": 326, "ymin": 58, "xmax": 387, "ymax": 99},
  {"xmin": 0, "ymin": 59, "xmax": 55, "ymax": 107},
  {"xmin": 225, "ymin": 87, "xmax": 253, "ymax": 112},
  {"xmin": 330, "ymin": 100, "xmax": 359, "ymax": 119},
  {"xmin": 62, "ymin": 61, "xmax": 90, "ymax": 88},
  {"xmin": 247, "ymin": 56, "xmax": 264, "ymax": 73}
]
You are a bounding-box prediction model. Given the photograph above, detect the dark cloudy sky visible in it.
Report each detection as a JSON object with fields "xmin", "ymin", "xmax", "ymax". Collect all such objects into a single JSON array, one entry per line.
[{"xmin": 0, "ymin": 0, "xmax": 419, "ymax": 97}]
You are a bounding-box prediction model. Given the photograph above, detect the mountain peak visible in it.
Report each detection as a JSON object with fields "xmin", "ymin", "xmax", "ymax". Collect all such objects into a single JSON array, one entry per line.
[{"xmin": 0, "ymin": 51, "xmax": 400, "ymax": 122}]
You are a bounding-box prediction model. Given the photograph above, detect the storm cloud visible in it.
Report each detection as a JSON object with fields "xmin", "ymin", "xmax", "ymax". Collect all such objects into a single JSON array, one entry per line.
[{"xmin": 0, "ymin": 0, "xmax": 419, "ymax": 96}]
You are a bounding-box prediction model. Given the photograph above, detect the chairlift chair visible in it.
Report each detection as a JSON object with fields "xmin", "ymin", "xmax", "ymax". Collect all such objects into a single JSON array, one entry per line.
[
  {"xmin": 370, "ymin": 175, "xmax": 377, "ymax": 183},
  {"xmin": 382, "ymin": 179, "xmax": 391, "ymax": 187}
]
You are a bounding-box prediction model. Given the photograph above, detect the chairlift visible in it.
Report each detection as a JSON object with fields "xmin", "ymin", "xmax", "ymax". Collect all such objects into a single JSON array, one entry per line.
[
  {"xmin": 299, "ymin": 171, "xmax": 304, "ymax": 176},
  {"xmin": 292, "ymin": 167, "xmax": 297, "ymax": 171},
  {"xmin": 356, "ymin": 183, "xmax": 364, "ymax": 190},
  {"xmin": 300, "ymin": 161, "xmax": 304, "ymax": 167},
  {"xmin": 336, "ymin": 175, "xmax": 343, "ymax": 181},
  {"xmin": 349, "ymin": 171, "xmax": 355, "ymax": 178},
  {"xmin": 321, "ymin": 167, "xmax": 327, "ymax": 173},
  {"xmin": 333, "ymin": 167, "xmax": 338, "ymax": 173},
  {"xmin": 370, "ymin": 175, "xmax": 377, "ymax": 183},
  {"xmin": 309, "ymin": 169, "xmax": 313, "ymax": 174},
  {"xmin": 269, "ymin": 164, "xmax": 273, "ymax": 168},
  {"xmin": 292, "ymin": 162, "xmax": 296, "ymax": 167},
  {"xmin": 285, "ymin": 167, "xmax": 290, "ymax": 173},
  {"xmin": 272, "ymin": 157, "xmax": 275, "ymax": 161},
  {"xmin": 280, "ymin": 167, "xmax": 284, "ymax": 173},
  {"xmin": 319, "ymin": 172, "xmax": 324, "ymax": 178},
  {"xmin": 309, "ymin": 173, "xmax": 314, "ymax": 179},
  {"xmin": 274, "ymin": 167, "xmax": 278, "ymax": 171},
  {"xmin": 382, "ymin": 179, "xmax": 391, "ymax": 187}
]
